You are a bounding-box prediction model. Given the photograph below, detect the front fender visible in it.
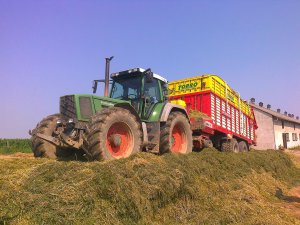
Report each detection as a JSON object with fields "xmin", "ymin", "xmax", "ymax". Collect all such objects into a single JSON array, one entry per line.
[
  {"xmin": 114, "ymin": 103, "xmax": 142, "ymax": 123},
  {"xmin": 160, "ymin": 103, "xmax": 189, "ymax": 122}
]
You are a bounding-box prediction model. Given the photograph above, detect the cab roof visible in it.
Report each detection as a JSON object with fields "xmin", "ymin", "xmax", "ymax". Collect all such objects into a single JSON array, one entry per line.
[{"xmin": 111, "ymin": 68, "xmax": 168, "ymax": 83}]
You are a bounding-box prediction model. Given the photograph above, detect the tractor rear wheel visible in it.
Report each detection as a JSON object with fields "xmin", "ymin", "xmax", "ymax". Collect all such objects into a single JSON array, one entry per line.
[
  {"xmin": 160, "ymin": 112, "xmax": 193, "ymax": 154},
  {"xmin": 31, "ymin": 114, "xmax": 63, "ymax": 159},
  {"xmin": 85, "ymin": 107, "xmax": 142, "ymax": 160},
  {"xmin": 221, "ymin": 138, "xmax": 239, "ymax": 153}
]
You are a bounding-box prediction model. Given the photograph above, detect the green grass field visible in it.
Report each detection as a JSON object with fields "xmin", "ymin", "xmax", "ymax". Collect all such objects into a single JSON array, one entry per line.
[
  {"xmin": 0, "ymin": 139, "xmax": 31, "ymax": 154},
  {"xmin": 0, "ymin": 148, "xmax": 300, "ymax": 225}
]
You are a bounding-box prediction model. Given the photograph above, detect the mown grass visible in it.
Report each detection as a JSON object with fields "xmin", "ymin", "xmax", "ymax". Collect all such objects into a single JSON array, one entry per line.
[
  {"xmin": 0, "ymin": 139, "xmax": 31, "ymax": 154},
  {"xmin": 0, "ymin": 149, "xmax": 300, "ymax": 225}
]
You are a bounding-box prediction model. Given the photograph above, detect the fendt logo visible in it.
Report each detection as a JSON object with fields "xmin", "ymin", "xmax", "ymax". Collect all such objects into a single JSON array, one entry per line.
[{"xmin": 178, "ymin": 82, "xmax": 198, "ymax": 90}]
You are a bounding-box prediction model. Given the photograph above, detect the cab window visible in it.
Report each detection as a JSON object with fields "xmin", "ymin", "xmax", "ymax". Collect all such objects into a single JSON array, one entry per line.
[{"xmin": 144, "ymin": 79, "xmax": 162, "ymax": 103}]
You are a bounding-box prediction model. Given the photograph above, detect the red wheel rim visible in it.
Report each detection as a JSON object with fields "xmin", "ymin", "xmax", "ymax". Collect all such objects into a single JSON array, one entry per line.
[
  {"xmin": 106, "ymin": 122, "xmax": 133, "ymax": 158},
  {"xmin": 171, "ymin": 124, "xmax": 187, "ymax": 153}
]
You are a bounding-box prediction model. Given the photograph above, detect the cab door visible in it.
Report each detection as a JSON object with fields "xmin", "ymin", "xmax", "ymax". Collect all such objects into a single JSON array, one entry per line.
[{"xmin": 141, "ymin": 78, "xmax": 163, "ymax": 120}]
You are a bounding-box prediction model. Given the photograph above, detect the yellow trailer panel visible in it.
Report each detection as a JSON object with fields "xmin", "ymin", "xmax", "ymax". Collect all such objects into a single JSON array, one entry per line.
[{"xmin": 168, "ymin": 75, "xmax": 253, "ymax": 118}]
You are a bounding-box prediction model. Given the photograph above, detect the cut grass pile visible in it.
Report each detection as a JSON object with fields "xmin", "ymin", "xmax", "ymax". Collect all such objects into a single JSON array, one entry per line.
[
  {"xmin": 1, "ymin": 149, "xmax": 300, "ymax": 225},
  {"xmin": 0, "ymin": 139, "xmax": 31, "ymax": 154}
]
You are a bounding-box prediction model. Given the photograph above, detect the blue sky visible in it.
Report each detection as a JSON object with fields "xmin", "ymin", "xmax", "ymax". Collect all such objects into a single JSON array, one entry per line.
[{"xmin": 0, "ymin": 0, "xmax": 300, "ymax": 138}]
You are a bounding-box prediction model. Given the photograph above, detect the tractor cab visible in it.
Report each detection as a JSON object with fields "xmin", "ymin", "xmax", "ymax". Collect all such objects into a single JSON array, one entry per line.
[{"xmin": 110, "ymin": 68, "xmax": 168, "ymax": 120}]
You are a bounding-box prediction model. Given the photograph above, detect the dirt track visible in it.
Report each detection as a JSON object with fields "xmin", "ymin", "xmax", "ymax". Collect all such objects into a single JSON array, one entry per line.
[
  {"xmin": 290, "ymin": 150, "xmax": 300, "ymax": 163},
  {"xmin": 0, "ymin": 152, "xmax": 33, "ymax": 159},
  {"xmin": 283, "ymin": 186, "xmax": 300, "ymax": 219},
  {"xmin": 284, "ymin": 150, "xmax": 300, "ymax": 219}
]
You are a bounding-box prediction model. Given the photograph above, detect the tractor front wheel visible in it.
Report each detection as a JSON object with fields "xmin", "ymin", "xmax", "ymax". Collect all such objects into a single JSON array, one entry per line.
[
  {"xmin": 160, "ymin": 112, "xmax": 193, "ymax": 154},
  {"xmin": 85, "ymin": 107, "xmax": 142, "ymax": 160},
  {"xmin": 31, "ymin": 114, "xmax": 63, "ymax": 159}
]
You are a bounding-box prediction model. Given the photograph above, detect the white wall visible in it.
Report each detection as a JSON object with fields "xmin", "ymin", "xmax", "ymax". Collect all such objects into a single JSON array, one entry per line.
[
  {"xmin": 252, "ymin": 109, "xmax": 275, "ymax": 150},
  {"xmin": 273, "ymin": 119, "xmax": 300, "ymax": 149}
]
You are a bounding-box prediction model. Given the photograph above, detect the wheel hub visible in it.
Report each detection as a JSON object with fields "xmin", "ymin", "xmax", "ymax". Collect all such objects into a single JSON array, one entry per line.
[
  {"xmin": 109, "ymin": 134, "xmax": 122, "ymax": 147},
  {"xmin": 106, "ymin": 122, "xmax": 133, "ymax": 158},
  {"xmin": 171, "ymin": 124, "xmax": 187, "ymax": 153}
]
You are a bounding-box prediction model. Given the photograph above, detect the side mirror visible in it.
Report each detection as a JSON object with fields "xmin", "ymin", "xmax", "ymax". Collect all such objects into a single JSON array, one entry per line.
[
  {"xmin": 92, "ymin": 80, "xmax": 98, "ymax": 93},
  {"xmin": 144, "ymin": 68, "xmax": 154, "ymax": 83},
  {"xmin": 92, "ymin": 79, "xmax": 106, "ymax": 94},
  {"xmin": 163, "ymin": 88, "xmax": 168, "ymax": 96},
  {"xmin": 162, "ymin": 82, "xmax": 169, "ymax": 101}
]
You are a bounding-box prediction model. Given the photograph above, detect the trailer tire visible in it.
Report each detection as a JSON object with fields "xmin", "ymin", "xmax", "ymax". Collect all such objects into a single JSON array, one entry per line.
[
  {"xmin": 85, "ymin": 107, "xmax": 142, "ymax": 160},
  {"xmin": 204, "ymin": 139, "xmax": 213, "ymax": 148},
  {"xmin": 160, "ymin": 112, "xmax": 193, "ymax": 154},
  {"xmin": 31, "ymin": 114, "xmax": 62, "ymax": 159},
  {"xmin": 238, "ymin": 141, "xmax": 249, "ymax": 152},
  {"xmin": 221, "ymin": 138, "xmax": 239, "ymax": 153}
]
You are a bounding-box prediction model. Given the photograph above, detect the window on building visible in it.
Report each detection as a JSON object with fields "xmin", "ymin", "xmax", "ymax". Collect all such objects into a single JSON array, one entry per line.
[
  {"xmin": 282, "ymin": 121, "xmax": 284, "ymax": 129},
  {"xmin": 292, "ymin": 133, "xmax": 298, "ymax": 141},
  {"xmin": 294, "ymin": 123, "xmax": 296, "ymax": 130}
]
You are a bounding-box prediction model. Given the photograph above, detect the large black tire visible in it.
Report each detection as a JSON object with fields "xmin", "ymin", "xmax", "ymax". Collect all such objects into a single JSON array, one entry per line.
[
  {"xmin": 85, "ymin": 107, "xmax": 142, "ymax": 160},
  {"xmin": 31, "ymin": 114, "xmax": 61, "ymax": 159},
  {"xmin": 203, "ymin": 139, "xmax": 213, "ymax": 148},
  {"xmin": 221, "ymin": 138, "xmax": 239, "ymax": 153},
  {"xmin": 160, "ymin": 112, "xmax": 193, "ymax": 154},
  {"xmin": 238, "ymin": 141, "xmax": 249, "ymax": 152}
]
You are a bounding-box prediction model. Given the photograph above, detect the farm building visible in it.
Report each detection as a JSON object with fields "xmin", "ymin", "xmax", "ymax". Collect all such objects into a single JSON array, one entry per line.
[{"xmin": 250, "ymin": 99, "xmax": 300, "ymax": 150}]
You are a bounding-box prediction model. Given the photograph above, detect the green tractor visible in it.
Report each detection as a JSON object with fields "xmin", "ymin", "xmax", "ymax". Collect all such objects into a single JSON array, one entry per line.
[{"xmin": 31, "ymin": 60, "xmax": 192, "ymax": 160}]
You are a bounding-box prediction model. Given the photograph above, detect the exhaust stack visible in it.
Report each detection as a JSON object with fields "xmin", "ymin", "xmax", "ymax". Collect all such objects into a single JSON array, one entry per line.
[{"xmin": 104, "ymin": 56, "xmax": 114, "ymax": 97}]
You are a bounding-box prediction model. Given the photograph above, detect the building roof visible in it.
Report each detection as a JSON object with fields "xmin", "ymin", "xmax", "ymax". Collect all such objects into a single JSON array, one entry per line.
[{"xmin": 250, "ymin": 102, "xmax": 300, "ymax": 125}]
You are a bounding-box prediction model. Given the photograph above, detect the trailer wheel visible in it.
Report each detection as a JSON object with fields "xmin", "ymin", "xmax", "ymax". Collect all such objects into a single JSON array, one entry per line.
[
  {"xmin": 31, "ymin": 114, "xmax": 63, "ymax": 159},
  {"xmin": 160, "ymin": 112, "xmax": 192, "ymax": 154},
  {"xmin": 86, "ymin": 107, "xmax": 142, "ymax": 160},
  {"xmin": 203, "ymin": 139, "xmax": 213, "ymax": 148},
  {"xmin": 238, "ymin": 141, "xmax": 249, "ymax": 152},
  {"xmin": 221, "ymin": 138, "xmax": 239, "ymax": 153}
]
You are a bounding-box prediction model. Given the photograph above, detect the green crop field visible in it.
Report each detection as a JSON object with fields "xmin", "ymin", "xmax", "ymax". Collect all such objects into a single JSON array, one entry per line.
[
  {"xmin": 0, "ymin": 149, "xmax": 300, "ymax": 225},
  {"xmin": 0, "ymin": 139, "xmax": 32, "ymax": 154}
]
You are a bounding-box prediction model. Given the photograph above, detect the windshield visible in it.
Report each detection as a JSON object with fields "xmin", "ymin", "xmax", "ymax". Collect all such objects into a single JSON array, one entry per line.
[{"xmin": 110, "ymin": 76, "xmax": 141, "ymax": 100}]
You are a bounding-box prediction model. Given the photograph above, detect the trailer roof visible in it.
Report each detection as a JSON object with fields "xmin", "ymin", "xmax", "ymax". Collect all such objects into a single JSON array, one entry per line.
[{"xmin": 111, "ymin": 68, "xmax": 168, "ymax": 83}]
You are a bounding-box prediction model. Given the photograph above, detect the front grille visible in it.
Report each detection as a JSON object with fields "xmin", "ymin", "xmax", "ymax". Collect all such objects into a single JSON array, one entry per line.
[
  {"xmin": 79, "ymin": 97, "xmax": 93, "ymax": 119},
  {"xmin": 60, "ymin": 95, "xmax": 76, "ymax": 119}
]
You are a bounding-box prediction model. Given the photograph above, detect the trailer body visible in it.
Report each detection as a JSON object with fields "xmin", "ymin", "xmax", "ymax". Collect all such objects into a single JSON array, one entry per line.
[{"xmin": 169, "ymin": 75, "xmax": 257, "ymax": 148}]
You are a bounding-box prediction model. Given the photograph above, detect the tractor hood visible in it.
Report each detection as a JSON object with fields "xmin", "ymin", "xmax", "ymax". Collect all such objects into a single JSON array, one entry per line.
[
  {"xmin": 60, "ymin": 94, "xmax": 131, "ymax": 122},
  {"xmin": 92, "ymin": 95, "xmax": 130, "ymax": 110}
]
